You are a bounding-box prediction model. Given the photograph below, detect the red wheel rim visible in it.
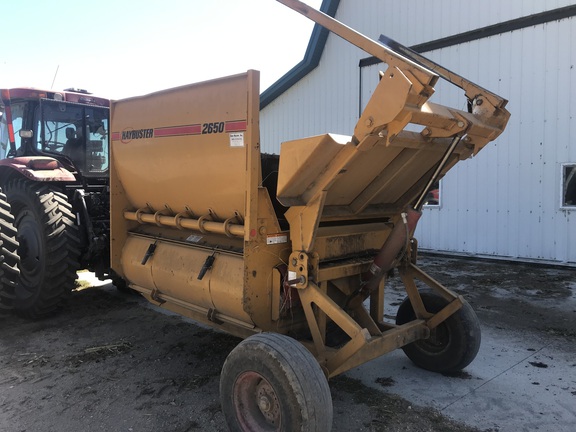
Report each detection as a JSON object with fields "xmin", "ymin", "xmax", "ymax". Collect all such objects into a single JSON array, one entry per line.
[{"xmin": 233, "ymin": 371, "xmax": 281, "ymax": 431}]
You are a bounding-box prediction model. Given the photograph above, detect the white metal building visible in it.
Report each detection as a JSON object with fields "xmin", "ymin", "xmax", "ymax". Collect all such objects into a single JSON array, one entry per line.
[{"xmin": 260, "ymin": 0, "xmax": 576, "ymax": 265}]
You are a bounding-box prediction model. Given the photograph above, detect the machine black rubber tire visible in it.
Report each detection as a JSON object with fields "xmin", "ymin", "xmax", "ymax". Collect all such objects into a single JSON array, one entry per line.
[
  {"xmin": 5, "ymin": 179, "xmax": 80, "ymax": 318},
  {"xmin": 111, "ymin": 274, "xmax": 138, "ymax": 295},
  {"xmin": 396, "ymin": 289, "xmax": 481, "ymax": 373},
  {"xmin": 220, "ymin": 332, "xmax": 333, "ymax": 432},
  {"xmin": 111, "ymin": 275, "xmax": 129, "ymax": 292},
  {"xmin": 0, "ymin": 190, "xmax": 20, "ymax": 315}
]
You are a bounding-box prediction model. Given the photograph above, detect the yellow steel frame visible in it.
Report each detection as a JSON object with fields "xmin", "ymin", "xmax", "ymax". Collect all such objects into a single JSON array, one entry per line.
[
  {"xmin": 273, "ymin": 0, "xmax": 510, "ymax": 376},
  {"xmin": 109, "ymin": 1, "xmax": 510, "ymax": 380}
]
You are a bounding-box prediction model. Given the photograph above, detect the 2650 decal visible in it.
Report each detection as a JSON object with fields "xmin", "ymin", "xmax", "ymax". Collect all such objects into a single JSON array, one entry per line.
[
  {"xmin": 112, "ymin": 119, "xmax": 247, "ymax": 142},
  {"xmin": 202, "ymin": 122, "xmax": 225, "ymax": 134}
]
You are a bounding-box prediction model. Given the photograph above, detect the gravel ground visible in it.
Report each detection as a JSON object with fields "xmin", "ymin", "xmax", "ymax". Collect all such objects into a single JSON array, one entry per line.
[{"xmin": 0, "ymin": 254, "xmax": 574, "ymax": 431}]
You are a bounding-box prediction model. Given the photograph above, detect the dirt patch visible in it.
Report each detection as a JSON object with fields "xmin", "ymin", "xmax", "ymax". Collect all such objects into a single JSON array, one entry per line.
[
  {"xmin": 0, "ymin": 282, "xmax": 486, "ymax": 432},
  {"xmin": 1, "ymin": 254, "xmax": 574, "ymax": 431},
  {"xmin": 331, "ymin": 375, "xmax": 491, "ymax": 432},
  {"xmin": 375, "ymin": 376, "xmax": 396, "ymax": 387},
  {"xmin": 387, "ymin": 254, "xmax": 576, "ymax": 344}
]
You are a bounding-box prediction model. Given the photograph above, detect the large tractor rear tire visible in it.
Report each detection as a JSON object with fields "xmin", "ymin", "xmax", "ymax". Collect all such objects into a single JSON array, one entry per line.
[
  {"xmin": 0, "ymin": 189, "xmax": 20, "ymax": 315},
  {"xmin": 220, "ymin": 332, "xmax": 333, "ymax": 432},
  {"xmin": 5, "ymin": 179, "xmax": 80, "ymax": 318}
]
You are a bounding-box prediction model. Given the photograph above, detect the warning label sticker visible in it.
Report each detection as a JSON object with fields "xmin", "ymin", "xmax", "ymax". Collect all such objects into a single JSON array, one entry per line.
[
  {"xmin": 266, "ymin": 233, "xmax": 288, "ymax": 245},
  {"xmin": 229, "ymin": 132, "xmax": 244, "ymax": 147},
  {"xmin": 186, "ymin": 235, "xmax": 203, "ymax": 243}
]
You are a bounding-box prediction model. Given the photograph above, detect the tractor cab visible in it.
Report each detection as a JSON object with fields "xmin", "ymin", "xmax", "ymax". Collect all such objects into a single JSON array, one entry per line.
[{"xmin": 0, "ymin": 87, "xmax": 110, "ymax": 181}]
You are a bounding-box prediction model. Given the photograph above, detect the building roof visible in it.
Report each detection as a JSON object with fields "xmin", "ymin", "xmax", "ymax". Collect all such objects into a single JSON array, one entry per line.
[
  {"xmin": 259, "ymin": 0, "xmax": 340, "ymax": 109},
  {"xmin": 260, "ymin": 1, "xmax": 576, "ymax": 110}
]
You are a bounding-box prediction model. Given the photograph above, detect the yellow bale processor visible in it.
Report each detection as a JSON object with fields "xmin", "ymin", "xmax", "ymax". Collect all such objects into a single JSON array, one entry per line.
[{"xmin": 109, "ymin": 1, "xmax": 510, "ymax": 430}]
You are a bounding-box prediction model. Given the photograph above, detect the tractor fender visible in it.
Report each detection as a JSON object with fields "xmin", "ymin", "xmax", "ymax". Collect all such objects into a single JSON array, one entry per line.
[{"xmin": 0, "ymin": 156, "xmax": 76, "ymax": 183}]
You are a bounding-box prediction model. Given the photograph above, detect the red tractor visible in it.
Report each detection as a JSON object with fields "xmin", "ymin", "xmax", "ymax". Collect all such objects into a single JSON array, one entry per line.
[{"xmin": 0, "ymin": 88, "xmax": 111, "ymax": 318}]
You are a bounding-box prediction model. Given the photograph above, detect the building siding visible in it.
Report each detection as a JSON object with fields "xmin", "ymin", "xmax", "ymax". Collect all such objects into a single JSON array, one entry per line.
[{"xmin": 261, "ymin": 0, "xmax": 576, "ymax": 264}]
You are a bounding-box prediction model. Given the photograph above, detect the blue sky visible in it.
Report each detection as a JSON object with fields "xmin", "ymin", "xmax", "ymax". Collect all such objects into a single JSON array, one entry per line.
[{"xmin": 1, "ymin": 0, "xmax": 322, "ymax": 99}]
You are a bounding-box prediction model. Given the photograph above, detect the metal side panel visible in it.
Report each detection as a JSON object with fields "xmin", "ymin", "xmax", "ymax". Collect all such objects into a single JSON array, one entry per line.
[
  {"xmin": 122, "ymin": 234, "xmax": 253, "ymax": 325},
  {"xmin": 110, "ymin": 71, "xmax": 258, "ymax": 222}
]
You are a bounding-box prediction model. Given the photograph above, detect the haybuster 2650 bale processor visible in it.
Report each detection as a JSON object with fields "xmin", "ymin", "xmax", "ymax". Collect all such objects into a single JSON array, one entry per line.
[{"xmin": 109, "ymin": 1, "xmax": 510, "ymax": 430}]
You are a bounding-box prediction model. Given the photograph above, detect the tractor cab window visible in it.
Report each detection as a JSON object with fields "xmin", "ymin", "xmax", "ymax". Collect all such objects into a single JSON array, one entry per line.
[
  {"xmin": 36, "ymin": 100, "xmax": 83, "ymax": 159},
  {"xmin": 85, "ymin": 107, "xmax": 109, "ymax": 174},
  {"xmin": 0, "ymin": 110, "xmax": 7, "ymax": 159},
  {"xmin": 37, "ymin": 99, "xmax": 109, "ymax": 176},
  {"xmin": 5, "ymin": 103, "xmax": 25, "ymax": 157}
]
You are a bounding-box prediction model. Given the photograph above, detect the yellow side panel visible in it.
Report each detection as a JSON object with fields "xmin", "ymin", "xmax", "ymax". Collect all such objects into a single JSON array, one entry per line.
[
  {"xmin": 276, "ymin": 133, "xmax": 348, "ymax": 206},
  {"xmin": 110, "ymin": 72, "xmax": 255, "ymax": 221},
  {"xmin": 122, "ymin": 235, "xmax": 252, "ymax": 324}
]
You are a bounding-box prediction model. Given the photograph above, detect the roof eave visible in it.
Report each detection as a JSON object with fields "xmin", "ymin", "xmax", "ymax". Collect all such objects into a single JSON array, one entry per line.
[{"xmin": 260, "ymin": 0, "xmax": 341, "ymax": 109}]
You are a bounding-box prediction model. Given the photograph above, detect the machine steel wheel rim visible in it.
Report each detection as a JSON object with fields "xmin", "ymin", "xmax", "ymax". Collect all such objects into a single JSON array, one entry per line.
[
  {"xmin": 233, "ymin": 371, "xmax": 281, "ymax": 431},
  {"xmin": 417, "ymin": 322, "xmax": 450, "ymax": 354}
]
